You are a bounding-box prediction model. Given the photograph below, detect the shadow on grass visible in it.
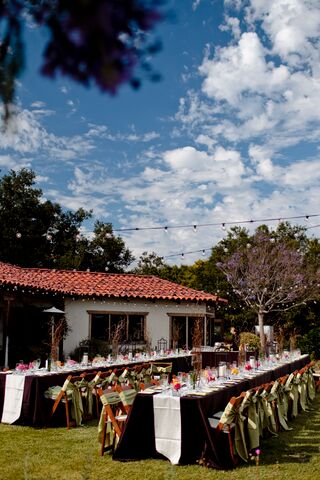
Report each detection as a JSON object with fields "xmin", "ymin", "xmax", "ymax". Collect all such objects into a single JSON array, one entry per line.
[
  {"xmin": 233, "ymin": 393, "xmax": 320, "ymax": 471},
  {"xmin": 252, "ymin": 394, "xmax": 319, "ymax": 467}
]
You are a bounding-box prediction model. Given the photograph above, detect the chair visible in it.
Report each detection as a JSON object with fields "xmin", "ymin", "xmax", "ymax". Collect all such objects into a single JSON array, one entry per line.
[
  {"xmin": 115, "ymin": 386, "xmax": 137, "ymax": 414},
  {"xmin": 97, "ymin": 388, "xmax": 128, "ymax": 456},
  {"xmin": 45, "ymin": 374, "xmax": 85, "ymax": 429},
  {"xmin": 260, "ymin": 382, "xmax": 279, "ymax": 435},
  {"xmin": 253, "ymin": 385, "xmax": 270, "ymax": 438},
  {"xmin": 151, "ymin": 362, "xmax": 172, "ymax": 384},
  {"xmin": 305, "ymin": 364, "xmax": 316, "ymax": 403},
  {"xmin": 239, "ymin": 389, "xmax": 260, "ymax": 455},
  {"xmin": 269, "ymin": 379, "xmax": 292, "ymax": 432},
  {"xmin": 286, "ymin": 371, "xmax": 300, "ymax": 419},
  {"xmin": 208, "ymin": 394, "xmax": 247, "ymax": 466}
]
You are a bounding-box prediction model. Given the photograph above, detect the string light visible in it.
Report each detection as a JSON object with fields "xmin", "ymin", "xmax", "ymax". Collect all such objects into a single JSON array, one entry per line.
[
  {"xmin": 112, "ymin": 213, "xmax": 320, "ymax": 233},
  {"xmin": 163, "ymin": 247, "xmax": 212, "ymax": 259}
]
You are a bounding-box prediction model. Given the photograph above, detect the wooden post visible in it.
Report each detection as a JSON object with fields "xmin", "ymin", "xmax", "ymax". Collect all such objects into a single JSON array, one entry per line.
[{"xmin": 3, "ymin": 295, "xmax": 14, "ymax": 368}]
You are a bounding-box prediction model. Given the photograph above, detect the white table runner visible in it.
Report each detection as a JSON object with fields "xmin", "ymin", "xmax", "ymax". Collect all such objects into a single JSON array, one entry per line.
[
  {"xmin": 1, "ymin": 375, "xmax": 26, "ymax": 424},
  {"xmin": 153, "ymin": 394, "xmax": 181, "ymax": 465}
]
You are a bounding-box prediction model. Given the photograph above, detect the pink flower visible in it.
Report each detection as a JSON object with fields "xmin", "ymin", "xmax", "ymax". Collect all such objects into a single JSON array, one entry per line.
[
  {"xmin": 173, "ymin": 382, "xmax": 182, "ymax": 391},
  {"xmin": 255, "ymin": 449, "xmax": 261, "ymax": 455},
  {"xmin": 67, "ymin": 359, "xmax": 77, "ymax": 365},
  {"xmin": 16, "ymin": 363, "xmax": 29, "ymax": 371},
  {"xmin": 245, "ymin": 364, "xmax": 252, "ymax": 371}
]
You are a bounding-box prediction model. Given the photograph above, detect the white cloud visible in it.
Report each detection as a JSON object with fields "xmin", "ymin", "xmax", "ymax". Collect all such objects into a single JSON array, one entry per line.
[
  {"xmin": 0, "ymin": 108, "xmax": 95, "ymax": 160},
  {"xmin": 31, "ymin": 101, "xmax": 46, "ymax": 108},
  {"xmin": 246, "ymin": 0, "xmax": 320, "ymax": 62},
  {"xmin": 192, "ymin": 0, "xmax": 202, "ymax": 11},
  {"xmin": 200, "ymin": 32, "xmax": 289, "ymax": 106},
  {"xmin": 0, "ymin": 154, "xmax": 31, "ymax": 170},
  {"xmin": 85, "ymin": 124, "xmax": 160, "ymax": 143},
  {"xmin": 282, "ymin": 159, "xmax": 320, "ymax": 186},
  {"xmin": 219, "ymin": 16, "xmax": 241, "ymax": 39}
]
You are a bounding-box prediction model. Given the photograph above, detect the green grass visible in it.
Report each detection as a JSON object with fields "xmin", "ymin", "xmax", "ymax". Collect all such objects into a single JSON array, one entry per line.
[{"xmin": 1, "ymin": 394, "xmax": 320, "ymax": 480}]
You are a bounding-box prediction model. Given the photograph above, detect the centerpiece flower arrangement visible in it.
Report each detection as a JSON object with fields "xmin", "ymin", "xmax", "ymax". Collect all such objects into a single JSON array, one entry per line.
[
  {"xmin": 171, "ymin": 377, "xmax": 182, "ymax": 391},
  {"xmin": 66, "ymin": 358, "xmax": 77, "ymax": 366},
  {"xmin": 16, "ymin": 363, "xmax": 29, "ymax": 371},
  {"xmin": 205, "ymin": 370, "xmax": 216, "ymax": 382}
]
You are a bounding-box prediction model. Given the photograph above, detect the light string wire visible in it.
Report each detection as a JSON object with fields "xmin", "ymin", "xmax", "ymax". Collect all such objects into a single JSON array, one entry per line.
[
  {"xmin": 13, "ymin": 213, "xmax": 320, "ymax": 261},
  {"xmin": 112, "ymin": 213, "xmax": 320, "ymax": 232},
  {"xmin": 160, "ymin": 220, "xmax": 320, "ymax": 260}
]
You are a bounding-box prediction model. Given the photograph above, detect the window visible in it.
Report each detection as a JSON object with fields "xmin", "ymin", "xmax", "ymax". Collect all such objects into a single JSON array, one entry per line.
[
  {"xmin": 90, "ymin": 312, "xmax": 146, "ymax": 342},
  {"xmin": 170, "ymin": 315, "xmax": 205, "ymax": 349}
]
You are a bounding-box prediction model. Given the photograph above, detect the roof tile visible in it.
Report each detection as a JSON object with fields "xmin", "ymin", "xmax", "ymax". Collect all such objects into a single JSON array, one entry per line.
[{"xmin": 0, "ymin": 262, "xmax": 224, "ymax": 303}]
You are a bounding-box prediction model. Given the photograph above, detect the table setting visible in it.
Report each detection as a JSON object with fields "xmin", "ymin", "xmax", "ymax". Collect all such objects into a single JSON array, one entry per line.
[{"xmin": 113, "ymin": 353, "xmax": 310, "ymax": 466}]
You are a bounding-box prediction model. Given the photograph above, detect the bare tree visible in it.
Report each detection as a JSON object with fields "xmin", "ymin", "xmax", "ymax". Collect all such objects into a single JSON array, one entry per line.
[
  {"xmin": 192, "ymin": 317, "xmax": 203, "ymax": 377},
  {"xmin": 217, "ymin": 231, "xmax": 319, "ymax": 354},
  {"xmin": 111, "ymin": 318, "xmax": 126, "ymax": 359},
  {"xmin": 171, "ymin": 320, "xmax": 182, "ymax": 350},
  {"xmin": 48, "ymin": 317, "xmax": 68, "ymax": 362}
]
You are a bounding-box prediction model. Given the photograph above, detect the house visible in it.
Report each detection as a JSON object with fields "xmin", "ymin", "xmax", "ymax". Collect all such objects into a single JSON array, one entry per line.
[{"xmin": 0, "ymin": 261, "xmax": 226, "ymax": 366}]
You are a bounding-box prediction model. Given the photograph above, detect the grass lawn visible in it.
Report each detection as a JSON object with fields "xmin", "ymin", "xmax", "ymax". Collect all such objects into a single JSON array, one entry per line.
[{"xmin": 0, "ymin": 393, "xmax": 319, "ymax": 480}]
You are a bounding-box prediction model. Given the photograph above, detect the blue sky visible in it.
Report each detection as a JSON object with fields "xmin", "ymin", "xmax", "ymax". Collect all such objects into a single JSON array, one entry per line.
[{"xmin": 1, "ymin": 0, "xmax": 320, "ymax": 266}]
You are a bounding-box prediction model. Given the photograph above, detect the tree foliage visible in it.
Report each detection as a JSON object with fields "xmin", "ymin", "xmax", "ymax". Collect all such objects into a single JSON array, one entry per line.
[
  {"xmin": 0, "ymin": 0, "xmax": 165, "ymax": 121},
  {"xmin": 133, "ymin": 250, "xmax": 166, "ymax": 275},
  {"xmin": 0, "ymin": 168, "xmax": 134, "ymax": 271},
  {"xmin": 135, "ymin": 224, "xmax": 320, "ymax": 349},
  {"xmin": 81, "ymin": 221, "xmax": 134, "ymax": 273},
  {"xmin": 217, "ymin": 226, "xmax": 320, "ymax": 351}
]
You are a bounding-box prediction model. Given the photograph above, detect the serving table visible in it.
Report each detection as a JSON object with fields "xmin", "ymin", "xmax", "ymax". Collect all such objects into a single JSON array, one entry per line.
[
  {"xmin": 113, "ymin": 355, "xmax": 310, "ymax": 467},
  {"xmin": 0, "ymin": 354, "xmax": 192, "ymax": 427}
]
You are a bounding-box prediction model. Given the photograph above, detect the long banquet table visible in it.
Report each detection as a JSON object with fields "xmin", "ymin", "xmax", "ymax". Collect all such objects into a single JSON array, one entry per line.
[
  {"xmin": 113, "ymin": 355, "xmax": 310, "ymax": 467},
  {"xmin": 0, "ymin": 355, "xmax": 192, "ymax": 427}
]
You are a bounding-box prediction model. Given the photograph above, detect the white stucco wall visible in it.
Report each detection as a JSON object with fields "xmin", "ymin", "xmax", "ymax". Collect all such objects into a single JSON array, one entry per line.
[{"xmin": 63, "ymin": 297, "xmax": 207, "ymax": 356}]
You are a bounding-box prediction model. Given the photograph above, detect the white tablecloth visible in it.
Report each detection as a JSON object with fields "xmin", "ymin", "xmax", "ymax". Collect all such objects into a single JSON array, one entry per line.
[
  {"xmin": 1, "ymin": 375, "xmax": 26, "ymax": 424},
  {"xmin": 153, "ymin": 394, "xmax": 181, "ymax": 464}
]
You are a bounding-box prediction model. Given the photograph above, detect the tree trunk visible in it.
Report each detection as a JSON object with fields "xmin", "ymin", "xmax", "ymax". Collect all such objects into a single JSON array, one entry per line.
[{"xmin": 258, "ymin": 310, "xmax": 266, "ymax": 355}]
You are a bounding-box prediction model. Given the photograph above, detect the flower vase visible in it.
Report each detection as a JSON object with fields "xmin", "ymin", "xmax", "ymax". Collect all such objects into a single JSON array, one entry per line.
[{"xmin": 190, "ymin": 371, "xmax": 197, "ymax": 389}]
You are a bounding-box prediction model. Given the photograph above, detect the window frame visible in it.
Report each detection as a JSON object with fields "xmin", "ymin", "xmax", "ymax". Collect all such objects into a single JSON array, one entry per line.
[{"xmin": 88, "ymin": 310, "xmax": 148, "ymax": 342}]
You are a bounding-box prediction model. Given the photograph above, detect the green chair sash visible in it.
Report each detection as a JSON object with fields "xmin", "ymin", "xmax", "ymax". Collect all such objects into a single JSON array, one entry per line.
[
  {"xmin": 261, "ymin": 387, "xmax": 278, "ymax": 435},
  {"xmin": 220, "ymin": 399, "xmax": 248, "ymax": 462},
  {"xmin": 119, "ymin": 389, "xmax": 136, "ymax": 407},
  {"xmin": 240, "ymin": 390, "xmax": 260, "ymax": 451}
]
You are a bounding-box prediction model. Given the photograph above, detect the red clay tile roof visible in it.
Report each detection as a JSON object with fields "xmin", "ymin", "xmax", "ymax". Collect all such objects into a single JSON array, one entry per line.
[{"xmin": 0, "ymin": 262, "xmax": 226, "ymax": 303}]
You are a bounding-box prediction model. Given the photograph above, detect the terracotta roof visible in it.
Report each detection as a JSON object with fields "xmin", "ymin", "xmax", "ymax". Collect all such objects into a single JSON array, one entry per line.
[{"xmin": 0, "ymin": 262, "xmax": 226, "ymax": 303}]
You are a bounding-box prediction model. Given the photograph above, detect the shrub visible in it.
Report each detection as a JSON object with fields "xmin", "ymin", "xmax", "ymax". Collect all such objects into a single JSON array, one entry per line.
[
  {"xmin": 239, "ymin": 332, "xmax": 261, "ymax": 351},
  {"xmin": 297, "ymin": 326, "xmax": 320, "ymax": 359}
]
